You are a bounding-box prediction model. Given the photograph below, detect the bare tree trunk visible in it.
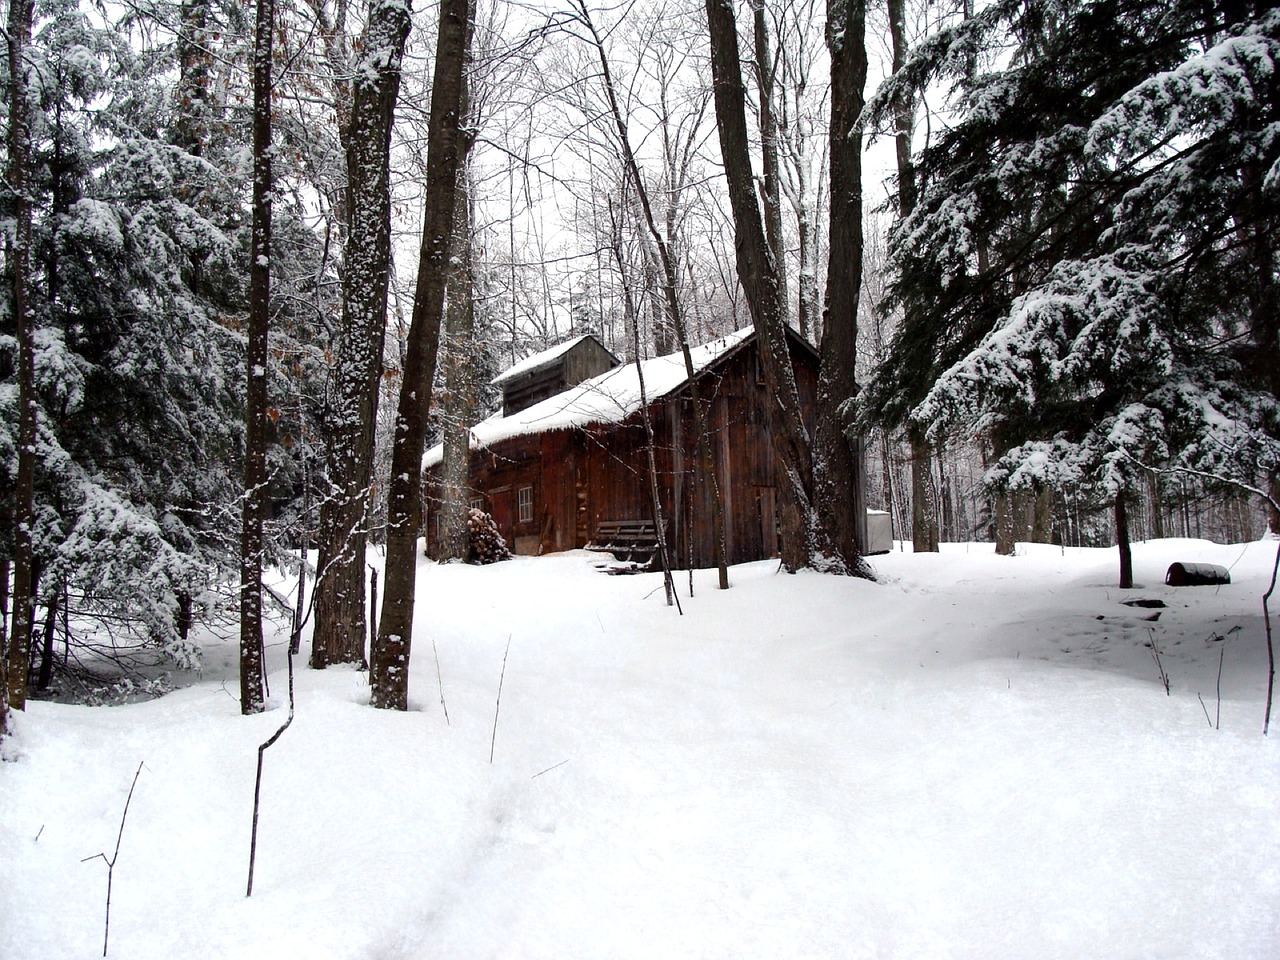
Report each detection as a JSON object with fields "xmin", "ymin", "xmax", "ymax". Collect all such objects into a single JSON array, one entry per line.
[
  {"xmin": 751, "ymin": 0, "xmax": 788, "ymax": 327},
  {"xmin": 312, "ymin": 0, "xmax": 412, "ymax": 669},
  {"xmin": 995, "ymin": 489, "xmax": 1016, "ymax": 555},
  {"xmin": 36, "ymin": 588, "xmax": 57, "ymax": 691},
  {"xmin": 372, "ymin": 0, "xmax": 470, "ymax": 710},
  {"xmin": 1148, "ymin": 469, "xmax": 1166, "ymax": 540},
  {"xmin": 4, "ymin": 0, "xmax": 35, "ymax": 730},
  {"xmin": 813, "ymin": 0, "xmax": 870, "ymax": 575},
  {"xmin": 239, "ymin": 0, "xmax": 274, "ymax": 715},
  {"xmin": 439, "ymin": 167, "xmax": 477, "ymax": 562},
  {"xmin": 1116, "ymin": 490, "xmax": 1134, "ymax": 589},
  {"xmin": 909, "ymin": 428, "xmax": 938, "ymax": 551},
  {"xmin": 705, "ymin": 0, "xmax": 822, "ymax": 571}
]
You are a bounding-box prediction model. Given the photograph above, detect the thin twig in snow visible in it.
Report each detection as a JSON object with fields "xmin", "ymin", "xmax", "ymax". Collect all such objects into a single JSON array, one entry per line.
[
  {"xmin": 81, "ymin": 761, "xmax": 145, "ymax": 957},
  {"xmin": 490, "ymin": 634, "xmax": 512, "ymax": 764},
  {"xmin": 432, "ymin": 635, "xmax": 450, "ymax": 725},
  {"xmin": 532, "ymin": 759, "xmax": 570, "ymax": 779},
  {"xmin": 246, "ymin": 643, "xmax": 296, "ymax": 897}
]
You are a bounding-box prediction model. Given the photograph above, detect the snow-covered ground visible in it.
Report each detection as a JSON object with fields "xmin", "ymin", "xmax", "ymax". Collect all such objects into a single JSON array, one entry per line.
[{"xmin": 3, "ymin": 539, "xmax": 1279, "ymax": 959}]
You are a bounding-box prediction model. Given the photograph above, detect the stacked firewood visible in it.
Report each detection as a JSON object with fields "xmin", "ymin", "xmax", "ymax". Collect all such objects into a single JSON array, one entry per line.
[{"xmin": 467, "ymin": 508, "xmax": 512, "ymax": 565}]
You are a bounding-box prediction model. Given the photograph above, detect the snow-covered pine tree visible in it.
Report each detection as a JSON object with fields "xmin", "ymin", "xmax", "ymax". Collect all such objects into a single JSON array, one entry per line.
[
  {"xmin": 861, "ymin": 0, "xmax": 1280, "ymax": 575},
  {"xmin": 0, "ymin": 0, "xmax": 329, "ymax": 697}
]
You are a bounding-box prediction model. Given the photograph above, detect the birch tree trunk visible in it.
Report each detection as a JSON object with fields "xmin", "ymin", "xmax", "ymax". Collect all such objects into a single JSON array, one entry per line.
[
  {"xmin": 371, "ymin": 0, "xmax": 470, "ymax": 710},
  {"xmin": 239, "ymin": 0, "xmax": 274, "ymax": 715},
  {"xmin": 312, "ymin": 0, "xmax": 412, "ymax": 669}
]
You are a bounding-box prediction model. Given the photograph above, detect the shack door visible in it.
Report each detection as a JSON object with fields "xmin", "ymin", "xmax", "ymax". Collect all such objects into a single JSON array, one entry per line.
[{"xmin": 489, "ymin": 488, "xmax": 515, "ymax": 547}]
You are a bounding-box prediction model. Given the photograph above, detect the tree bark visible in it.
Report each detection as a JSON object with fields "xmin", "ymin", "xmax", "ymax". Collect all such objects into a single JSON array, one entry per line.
[
  {"xmin": 311, "ymin": 0, "xmax": 412, "ymax": 669},
  {"xmin": 994, "ymin": 489, "xmax": 1016, "ymax": 555},
  {"xmin": 440, "ymin": 36, "xmax": 479, "ymax": 564},
  {"xmin": 751, "ymin": 0, "xmax": 788, "ymax": 326},
  {"xmin": 888, "ymin": 0, "xmax": 940, "ymax": 555},
  {"xmin": 1116, "ymin": 490, "xmax": 1134, "ymax": 589},
  {"xmin": 239, "ymin": 0, "xmax": 274, "ymax": 715},
  {"xmin": 372, "ymin": 0, "xmax": 470, "ymax": 710},
  {"xmin": 438, "ymin": 173, "xmax": 477, "ymax": 562},
  {"xmin": 814, "ymin": 0, "xmax": 870, "ymax": 574},
  {"xmin": 705, "ymin": 0, "xmax": 822, "ymax": 571},
  {"xmin": 4, "ymin": 0, "xmax": 36, "ymax": 731},
  {"xmin": 909, "ymin": 428, "xmax": 939, "ymax": 551}
]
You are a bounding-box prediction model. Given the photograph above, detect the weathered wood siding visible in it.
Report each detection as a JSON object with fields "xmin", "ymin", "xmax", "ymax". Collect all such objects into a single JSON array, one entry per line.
[{"xmin": 500, "ymin": 337, "xmax": 619, "ymax": 415}]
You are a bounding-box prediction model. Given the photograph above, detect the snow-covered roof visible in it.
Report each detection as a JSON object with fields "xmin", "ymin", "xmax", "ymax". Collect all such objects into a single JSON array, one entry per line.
[
  {"xmin": 491, "ymin": 335, "xmax": 608, "ymax": 386},
  {"xmin": 425, "ymin": 328, "xmax": 754, "ymax": 469}
]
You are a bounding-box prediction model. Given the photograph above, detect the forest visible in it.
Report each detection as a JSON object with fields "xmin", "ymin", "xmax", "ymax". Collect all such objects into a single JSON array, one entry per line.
[{"xmin": 2, "ymin": 0, "xmax": 1278, "ymax": 729}]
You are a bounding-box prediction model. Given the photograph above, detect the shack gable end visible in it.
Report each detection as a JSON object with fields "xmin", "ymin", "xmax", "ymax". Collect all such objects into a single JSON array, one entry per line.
[{"xmin": 497, "ymin": 335, "xmax": 620, "ymax": 416}]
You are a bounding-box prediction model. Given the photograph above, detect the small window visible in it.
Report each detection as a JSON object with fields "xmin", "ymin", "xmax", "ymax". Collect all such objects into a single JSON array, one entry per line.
[
  {"xmin": 470, "ymin": 497, "xmax": 484, "ymax": 513},
  {"xmin": 518, "ymin": 485, "xmax": 533, "ymax": 523}
]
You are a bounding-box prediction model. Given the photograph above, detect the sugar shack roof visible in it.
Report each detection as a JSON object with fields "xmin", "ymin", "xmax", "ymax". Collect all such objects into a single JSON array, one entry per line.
[
  {"xmin": 490, "ymin": 334, "xmax": 617, "ymax": 386},
  {"xmin": 424, "ymin": 327, "xmax": 763, "ymax": 470}
]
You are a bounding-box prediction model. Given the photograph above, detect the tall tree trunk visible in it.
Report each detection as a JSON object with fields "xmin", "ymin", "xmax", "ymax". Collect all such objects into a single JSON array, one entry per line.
[
  {"xmin": 239, "ymin": 0, "xmax": 274, "ymax": 715},
  {"xmin": 751, "ymin": 0, "xmax": 788, "ymax": 326},
  {"xmin": 705, "ymin": 0, "xmax": 823, "ymax": 571},
  {"xmin": 439, "ymin": 168, "xmax": 477, "ymax": 562},
  {"xmin": 311, "ymin": 0, "xmax": 412, "ymax": 669},
  {"xmin": 5, "ymin": 0, "xmax": 36, "ymax": 730},
  {"xmin": 909, "ymin": 427, "xmax": 938, "ymax": 551},
  {"xmin": 813, "ymin": 0, "xmax": 870, "ymax": 575},
  {"xmin": 1147, "ymin": 469, "xmax": 1166, "ymax": 540},
  {"xmin": 372, "ymin": 0, "xmax": 470, "ymax": 710},
  {"xmin": 889, "ymin": 0, "xmax": 939, "ymax": 556},
  {"xmin": 1116, "ymin": 490, "xmax": 1134, "ymax": 589},
  {"xmin": 994, "ymin": 489, "xmax": 1016, "ymax": 555},
  {"xmin": 36, "ymin": 588, "xmax": 57, "ymax": 691}
]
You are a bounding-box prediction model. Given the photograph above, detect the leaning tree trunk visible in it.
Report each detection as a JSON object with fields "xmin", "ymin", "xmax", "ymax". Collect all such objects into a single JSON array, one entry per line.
[
  {"xmin": 4, "ymin": 0, "xmax": 35, "ymax": 731},
  {"xmin": 813, "ymin": 0, "xmax": 870, "ymax": 574},
  {"xmin": 372, "ymin": 0, "xmax": 470, "ymax": 711},
  {"xmin": 705, "ymin": 0, "xmax": 823, "ymax": 571},
  {"xmin": 239, "ymin": 0, "xmax": 274, "ymax": 715},
  {"xmin": 311, "ymin": 0, "xmax": 412, "ymax": 669},
  {"xmin": 577, "ymin": 0, "xmax": 730, "ymax": 588}
]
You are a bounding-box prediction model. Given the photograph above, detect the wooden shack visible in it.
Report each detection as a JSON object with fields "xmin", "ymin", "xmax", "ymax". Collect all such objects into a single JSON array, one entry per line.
[{"xmin": 423, "ymin": 327, "xmax": 823, "ymax": 567}]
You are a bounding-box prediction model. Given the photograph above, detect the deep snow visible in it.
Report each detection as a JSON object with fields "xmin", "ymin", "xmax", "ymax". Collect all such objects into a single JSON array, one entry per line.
[{"xmin": 3, "ymin": 539, "xmax": 1279, "ymax": 959}]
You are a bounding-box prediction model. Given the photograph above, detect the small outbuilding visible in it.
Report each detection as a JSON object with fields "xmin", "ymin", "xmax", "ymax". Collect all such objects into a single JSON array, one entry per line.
[{"xmin": 424, "ymin": 326, "xmax": 861, "ymax": 567}]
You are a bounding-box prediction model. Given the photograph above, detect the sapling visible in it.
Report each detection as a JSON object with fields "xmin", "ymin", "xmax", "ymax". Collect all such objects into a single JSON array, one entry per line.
[
  {"xmin": 246, "ymin": 642, "xmax": 295, "ymax": 897},
  {"xmin": 82, "ymin": 761, "xmax": 145, "ymax": 957},
  {"xmin": 490, "ymin": 635, "xmax": 512, "ymax": 764},
  {"xmin": 1148, "ymin": 629, "xmax": 1170, "ymax": 695}
]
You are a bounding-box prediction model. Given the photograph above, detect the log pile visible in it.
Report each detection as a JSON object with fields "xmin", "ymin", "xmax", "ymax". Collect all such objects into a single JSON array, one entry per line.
[{"xmin": 467, "ymin": 508, "xmax": 512, "ymax": 565}]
